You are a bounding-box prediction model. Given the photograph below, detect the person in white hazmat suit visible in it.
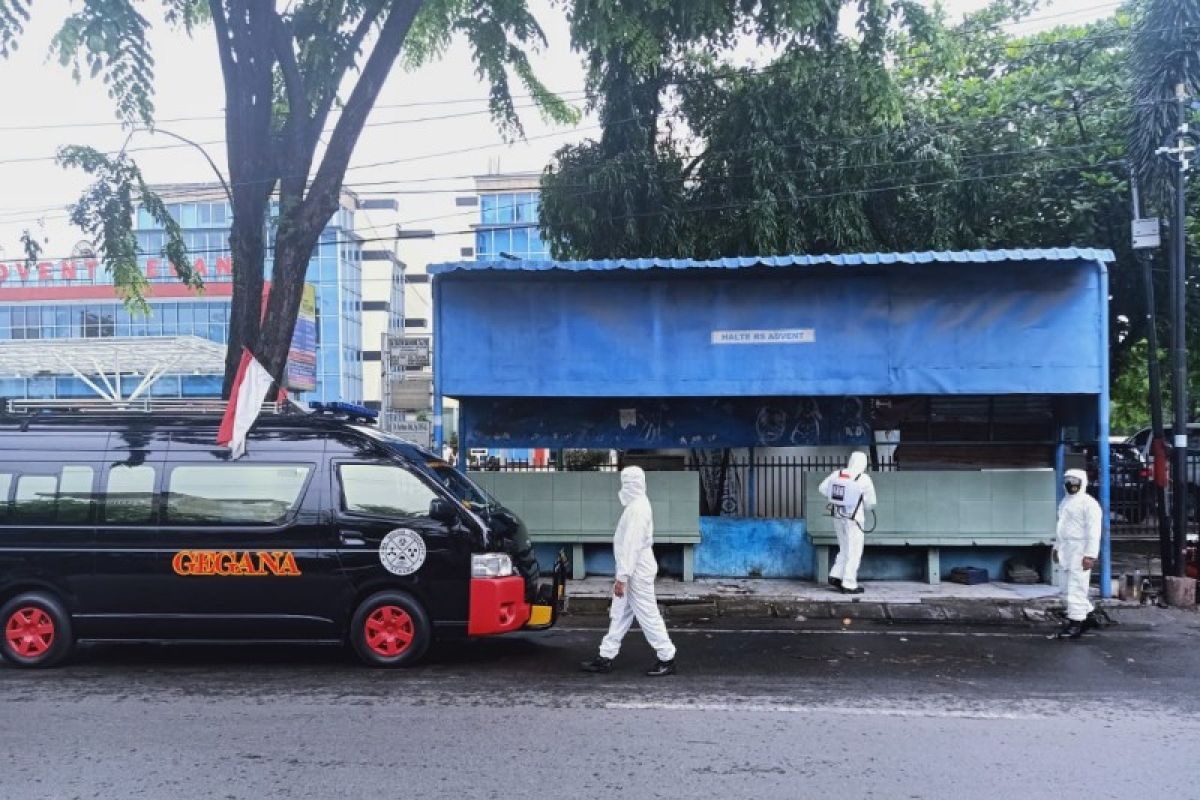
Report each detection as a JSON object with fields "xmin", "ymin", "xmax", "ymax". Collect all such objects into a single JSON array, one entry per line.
[
  {"xmin": 581, "ymin": 466, "xmax": 677, "ymax": 677},
  {"xmin": 1051, "ymin": 468, "xmax": 1104, "ymax": 640},
  {"xmin": 818, "ymin": 452, "xmax": 877, "ymax": 594}
]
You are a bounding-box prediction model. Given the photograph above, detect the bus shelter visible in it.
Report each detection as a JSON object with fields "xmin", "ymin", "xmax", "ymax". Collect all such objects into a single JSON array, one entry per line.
[{"xmin": 429, "ymin": 249, "xmax": 1114, "ymax": 594}]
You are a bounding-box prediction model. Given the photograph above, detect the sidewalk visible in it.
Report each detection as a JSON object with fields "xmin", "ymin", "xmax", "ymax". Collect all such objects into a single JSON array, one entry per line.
[{"xmin": 564, "ymin": 577, "xmax": 1143, "ymax": 625}]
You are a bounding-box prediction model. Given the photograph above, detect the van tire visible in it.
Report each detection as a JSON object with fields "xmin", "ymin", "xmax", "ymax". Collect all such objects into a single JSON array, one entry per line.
[
  {"xmin": 1, "ymin": 592, "xmax": 73, "ymax": 668},
  {"xmin": 350, "ymin": 591, "xmax": 431, "ymax": 667}
]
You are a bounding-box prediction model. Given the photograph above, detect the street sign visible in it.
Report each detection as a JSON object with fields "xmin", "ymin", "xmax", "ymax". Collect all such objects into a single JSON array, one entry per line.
[
  {"xmin": 390, "ymin": 420, "xmax": 431, "ymax": 448},
  {"xmin": 387, "ymin": 335, "xmax": 430, "ymax": 370},
  {"xmin": 1132, "ymin": 217, "xmax": 1161, "ymax": 250},
  {"xmin": 388, "ymin": 377, "xmax": 432, "ymax": 410}
]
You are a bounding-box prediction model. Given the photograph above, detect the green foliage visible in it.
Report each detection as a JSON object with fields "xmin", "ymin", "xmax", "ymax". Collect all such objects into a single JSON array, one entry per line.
[
  {"xmin": 49, "ymin": 0, "xmax": 156, "ymax": 125},
  {"xmin": 56, "ymin": 145, "xmax": 201, "ymax": 312},
  {"xmin": 0, "ymin": 0, "xmax": 30, "ymax": 57},
  {"xmin": 405, "ymin": 0, "xmax": 579, "ymax": 136}
]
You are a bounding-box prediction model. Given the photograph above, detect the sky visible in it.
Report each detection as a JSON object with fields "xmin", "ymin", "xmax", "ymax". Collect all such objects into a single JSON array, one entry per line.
[{"xmin": 0, "ymin": 0, "xmax": 1119, "ymax": 266}]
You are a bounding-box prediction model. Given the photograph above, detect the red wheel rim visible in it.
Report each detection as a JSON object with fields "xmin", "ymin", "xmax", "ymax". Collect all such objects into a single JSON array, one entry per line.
[
  {"xmin": 364, "ymin": 605, "xmax": 414, "ymax": 657},
  {"xmin": 5, "ymin": 606, "xmax": 55, "ymax": 658}
]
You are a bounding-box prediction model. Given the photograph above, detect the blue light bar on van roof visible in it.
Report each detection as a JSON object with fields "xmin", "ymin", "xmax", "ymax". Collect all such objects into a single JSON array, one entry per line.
[{"xmin": 309, "ymin": 401, "xmax": 379, "ymax": 422}]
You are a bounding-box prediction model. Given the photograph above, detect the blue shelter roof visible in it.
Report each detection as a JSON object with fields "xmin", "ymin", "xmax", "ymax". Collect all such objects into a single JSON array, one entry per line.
[
  {"xmin": 429, "ymin": 248, "xmax": 1114, "ymax": 275},
  {"xmin": 431, "ymin": 245, "xmax": 1111, "ymax": 401}
]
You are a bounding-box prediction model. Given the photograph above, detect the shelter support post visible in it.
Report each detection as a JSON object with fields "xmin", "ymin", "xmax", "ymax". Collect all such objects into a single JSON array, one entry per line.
[
  {"xmin": 926, "ymin": 547, "xmax": 941, "ymax": 584},
  {"xmin": 1099, "ymin": 262, "xmax": 1112, "ymax": 598},
  {"xmin": 432, "ymin": 275, "xmax": 444, "ymax": 451}
]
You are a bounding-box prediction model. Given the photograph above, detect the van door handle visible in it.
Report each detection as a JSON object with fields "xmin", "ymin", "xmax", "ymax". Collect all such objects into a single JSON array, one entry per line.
[{"xmin": 339, "ymin": 531, "xmax": 367, "ymax": 546}]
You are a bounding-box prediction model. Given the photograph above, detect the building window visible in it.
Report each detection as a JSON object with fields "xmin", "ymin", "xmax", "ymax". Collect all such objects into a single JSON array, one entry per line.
[
  {"xmin": 404, "ymin": 318, "xmax": 427, "ymax": 328},
  {"xmin": 404, "ymin": 274, "xmax": 429, "ymax": 284},
  {"xmin": 362, "ymin": 301, "xmax": 388, "ymax": 312}
]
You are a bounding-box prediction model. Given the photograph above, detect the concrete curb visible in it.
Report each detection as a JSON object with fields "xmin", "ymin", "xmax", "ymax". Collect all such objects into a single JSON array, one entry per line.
[{"xmin": 563, "ymin": 593, "xmax": 1149, "ymax": 626}]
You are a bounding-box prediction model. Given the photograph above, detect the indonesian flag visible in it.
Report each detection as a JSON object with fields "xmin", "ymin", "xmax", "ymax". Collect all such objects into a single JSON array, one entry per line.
[{"xmin": 217, "ymin": 349, "xmax": 274, "ymax": 459}]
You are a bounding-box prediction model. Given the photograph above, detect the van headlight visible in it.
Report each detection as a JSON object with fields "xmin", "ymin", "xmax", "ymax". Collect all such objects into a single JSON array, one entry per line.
[{"xmin": 471, "ymin": 553, "xmax": 514, "ymax": 578}]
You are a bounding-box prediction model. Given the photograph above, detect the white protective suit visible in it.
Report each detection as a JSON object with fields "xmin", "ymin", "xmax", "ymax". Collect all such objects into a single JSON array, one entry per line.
[
  {"xmin": 1055, "ymin": 468, "xmax": 1103, "ymax": 621},
  {"xmin": 818, "ymin": 452, "xmax": 877, "ymax": 590},
  {"xmin": 598, "ymin": 467, "xmax": 677, "ymax": 662}
]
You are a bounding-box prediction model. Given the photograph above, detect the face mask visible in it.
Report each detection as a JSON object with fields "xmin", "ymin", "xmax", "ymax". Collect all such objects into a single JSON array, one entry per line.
[{"xmin": 1064, "ymin": 480, "xmax": 1082, "ymax": 495}]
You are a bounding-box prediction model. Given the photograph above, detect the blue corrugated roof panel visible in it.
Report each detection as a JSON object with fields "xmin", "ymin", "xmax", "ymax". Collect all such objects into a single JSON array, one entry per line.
[{"xmin": 428, "ymin": 248, "xmax": 1115, "ymax": 276}]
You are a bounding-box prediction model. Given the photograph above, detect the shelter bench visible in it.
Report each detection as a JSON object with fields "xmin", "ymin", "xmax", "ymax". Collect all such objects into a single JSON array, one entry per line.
[
  {"xmin": 805, "ymin": 469, "xmax": 1058, "ymax": 585},
  {"xmin": 524, "ymin": 531, "xmax": 701, "ymax": 582},
  {"xmin": 809, "ymin": 531, "xmax": 1054, "ymax": 584}
]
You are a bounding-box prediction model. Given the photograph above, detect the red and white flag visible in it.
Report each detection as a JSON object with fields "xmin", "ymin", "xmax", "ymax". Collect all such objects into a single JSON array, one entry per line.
[{"xmin": 217, "ymin": 349, "xmax": 274, "ymax": 459}]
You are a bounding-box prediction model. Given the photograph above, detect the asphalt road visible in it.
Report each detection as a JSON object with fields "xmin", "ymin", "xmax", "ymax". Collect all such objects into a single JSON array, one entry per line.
[{"xmin": 3, "ymin": 612, "xmax": 1199, "ymax": 800}]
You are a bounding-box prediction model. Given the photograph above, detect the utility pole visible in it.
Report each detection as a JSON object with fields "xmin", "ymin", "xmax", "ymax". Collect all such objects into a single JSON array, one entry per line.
[
  {"xmin": 1130, "ymin": 173, "xmax": 1173, "ymax": 575},
  {"xmin": 1155, "ymin": 84, "xmax": 1196, "ymax": 578}
]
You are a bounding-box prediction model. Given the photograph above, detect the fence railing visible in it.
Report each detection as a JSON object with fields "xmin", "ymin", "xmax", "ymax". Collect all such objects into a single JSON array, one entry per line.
[
  {"xmin": 685, "ymin": 455, "xmax": 897, "ymax": 519},
  {"xmin": 1109, "ymin": 453, "xmax": 1200, "ymax": 540}
]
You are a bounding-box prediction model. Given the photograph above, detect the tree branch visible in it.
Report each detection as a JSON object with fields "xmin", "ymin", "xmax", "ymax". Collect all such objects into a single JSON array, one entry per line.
[
  {"xmin": 145, "ymin": 127, "xmax": 233, "ymax": 204},
  {"xmin": 271, "ymin": 14, "xmax": 308, "ymax": 126},
  {"xmin": 309, "ymin": 8, "xmax": 382, "ymax": 148},
  {"xmin": 306, "ymin": 0, "xmax": 421, "ymax": 218}
]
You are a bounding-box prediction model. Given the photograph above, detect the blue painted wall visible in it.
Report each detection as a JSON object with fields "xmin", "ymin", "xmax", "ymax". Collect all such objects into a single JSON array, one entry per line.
[{"xmin": 695, "ymin": 518, "xmax": 813, "ymax": 579}]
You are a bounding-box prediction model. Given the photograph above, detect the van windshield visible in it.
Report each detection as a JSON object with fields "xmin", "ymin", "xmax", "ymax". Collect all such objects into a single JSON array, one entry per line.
[{"xmin": 424, "ymin": 462, "xmax": 495, "ymax": 511}]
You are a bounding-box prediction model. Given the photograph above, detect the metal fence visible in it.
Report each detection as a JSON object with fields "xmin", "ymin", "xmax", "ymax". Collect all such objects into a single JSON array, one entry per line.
[
  {"xmin": 1109, "ymin": 453, "xmax": 1200, "ymax": 541},
  {"xmin": 686, "ymin": 455, "xmax": 898, "ymax": 519}
]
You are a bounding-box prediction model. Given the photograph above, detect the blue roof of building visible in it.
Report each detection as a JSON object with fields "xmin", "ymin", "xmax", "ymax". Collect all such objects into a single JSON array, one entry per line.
[{"xmin": 429, "ymin": 247, "xmax": 1114, "ymax": 275}]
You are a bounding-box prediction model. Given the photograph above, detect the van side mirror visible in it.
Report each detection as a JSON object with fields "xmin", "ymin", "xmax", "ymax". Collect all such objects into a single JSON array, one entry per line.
[{"xmin": 429, "ymin": 498, "xmax": 459, "ymax": 525}]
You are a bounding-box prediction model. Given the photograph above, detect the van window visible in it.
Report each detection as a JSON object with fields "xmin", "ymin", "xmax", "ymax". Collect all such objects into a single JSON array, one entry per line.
[
  {"xmin": 12, "ymin": 466, "xmax": 96, "ymax": 523},
  {"xmin": 340, "ymin": 464, "xmax": 438, "ymax": 518},
  {"xmin": 59, "ymin": 466, "xmax": 95, "ymax": 523},
  {"xmin": 0, "ymin": 473, "xmax": 11, "ymax": 521},
  {"xmin": 104, "ymin": 464, "xmax": 157, "ymax": 524},
  {"xmin": 166, "ymin": 465, "xmax": 312, "ymax": 525}
]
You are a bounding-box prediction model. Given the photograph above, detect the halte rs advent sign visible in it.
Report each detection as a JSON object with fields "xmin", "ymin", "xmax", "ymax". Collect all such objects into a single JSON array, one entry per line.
[{"xmin": 710, "ymin": 328, "xmax": 816, "ymax": 345}]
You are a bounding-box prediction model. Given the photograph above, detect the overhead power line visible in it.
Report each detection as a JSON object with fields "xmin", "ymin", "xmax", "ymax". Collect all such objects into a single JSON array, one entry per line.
[{"xmin": 0, "ymin": 156, "xmax": 1128, "ymax": 267}]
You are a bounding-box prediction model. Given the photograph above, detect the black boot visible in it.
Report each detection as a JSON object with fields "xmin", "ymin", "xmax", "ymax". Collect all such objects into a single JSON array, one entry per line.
[
  {"xmin": 1081, "ymin": 611, "xmax": 1101, "ymax": 632},
  {"xmin": 580, "ymin": 656, "xmax": 613, "ymax": 673},
  {"xmin": 1051, "ymin": 620, "xmax": 1084, "ymax": 640},
  {"xmin": 646, "ymin": 659, "xmax": 676, "ymax": 677},
  {"xmin": 829, "ymin": 577, "xmax": 843, "ymax": 589},
  {"xmin": 840, "ymin": 585, "xmax": 865, "ymax": 595}
]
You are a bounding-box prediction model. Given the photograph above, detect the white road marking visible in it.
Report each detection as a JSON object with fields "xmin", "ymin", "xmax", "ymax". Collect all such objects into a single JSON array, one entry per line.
[{"xmin": 605, "ymin": 700, "xmax": 1046, "ymax": 720}]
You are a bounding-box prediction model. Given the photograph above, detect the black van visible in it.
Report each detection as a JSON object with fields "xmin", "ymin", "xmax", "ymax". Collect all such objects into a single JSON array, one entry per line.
[{"xmin": 0, "ymin": 403, "xmax": 566, "ymax": 668}]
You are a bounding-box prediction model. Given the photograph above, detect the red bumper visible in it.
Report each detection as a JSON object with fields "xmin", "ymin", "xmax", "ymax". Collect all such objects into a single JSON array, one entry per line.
[{"xmin": 467, "ymin": 577, "xmax": 531, "ymax": 636}]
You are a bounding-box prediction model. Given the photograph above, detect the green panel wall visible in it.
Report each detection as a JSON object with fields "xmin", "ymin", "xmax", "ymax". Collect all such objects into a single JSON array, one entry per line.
[
  {"xmin": 469, "ymin": 471, "xmax": 700, "ymax": 539},
  {"xmin": 805, "ymin": 469, "xmax": 1056, "ymax": 537}
]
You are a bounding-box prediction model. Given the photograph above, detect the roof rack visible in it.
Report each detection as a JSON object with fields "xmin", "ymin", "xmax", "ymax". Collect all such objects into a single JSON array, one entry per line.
[{"xmin": 4, "ymin": 398, "xmax": 296, "ymax": 416}]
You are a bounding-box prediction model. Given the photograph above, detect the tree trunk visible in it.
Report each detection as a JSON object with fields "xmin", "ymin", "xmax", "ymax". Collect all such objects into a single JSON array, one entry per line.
[
  {"xmin": 256, "ymin": 230, "xmax": 324, "ymax": 389},
  {"xmin": 223, "ymin": 200, "xmax": 267, "ymax": 394}
]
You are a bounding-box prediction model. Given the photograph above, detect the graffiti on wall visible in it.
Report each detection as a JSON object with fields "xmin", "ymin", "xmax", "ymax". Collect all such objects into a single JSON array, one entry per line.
[{"xmin": 462, "ymin": 396, "xmax": 875, "ymax": 450}]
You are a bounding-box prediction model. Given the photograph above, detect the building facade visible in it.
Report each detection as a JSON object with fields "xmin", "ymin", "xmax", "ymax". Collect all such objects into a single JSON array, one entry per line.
[{"xmin": 0, "ymin": 185, "xmax": 363, "ymax": 404}]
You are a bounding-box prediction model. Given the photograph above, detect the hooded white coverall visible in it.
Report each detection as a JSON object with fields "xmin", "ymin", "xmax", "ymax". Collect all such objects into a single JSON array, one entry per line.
[
  {"xmin": 1055, "ymin": 468, "xmax": 1103, "ymax": 622},
  {"xmin": 818, "ymin": 452, "xmax": 877, "ymax": 591},
  {"xmin": 598, "ymin": 467, "xmax": 677, "ymax": 662}
]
